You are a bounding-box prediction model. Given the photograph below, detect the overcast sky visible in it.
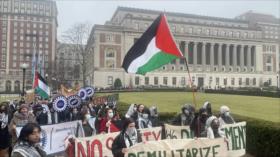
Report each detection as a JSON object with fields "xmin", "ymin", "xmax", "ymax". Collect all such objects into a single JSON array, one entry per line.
[{"xmin": 56, "ymin": 0, "xmax": 280, "ymax": 39}]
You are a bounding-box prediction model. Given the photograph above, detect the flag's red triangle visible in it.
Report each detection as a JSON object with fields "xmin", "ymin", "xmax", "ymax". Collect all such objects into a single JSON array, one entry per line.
[{"xmin": 156, "ymin": 14, "xmax": 183, "ymax": 58}]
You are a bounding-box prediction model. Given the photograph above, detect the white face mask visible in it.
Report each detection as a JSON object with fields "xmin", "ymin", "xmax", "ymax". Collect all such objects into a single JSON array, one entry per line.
[
  {"xmin": 142, "ymin": 114, "xmax": 149, "ymax": 119},
  {"xmin": 126, "ymin": 127, "xmax": 136, "ymax": 136},
  {"xmin": 224, "ymin": 112, "xmax": 230, "ymax": 117},
  {"xmin": 184, "ymin": 109, "xmax": 189, "ymax": 115},
  {"xmin": 108, "ymin": 112, "xmax": 114, "ymax": 118}
]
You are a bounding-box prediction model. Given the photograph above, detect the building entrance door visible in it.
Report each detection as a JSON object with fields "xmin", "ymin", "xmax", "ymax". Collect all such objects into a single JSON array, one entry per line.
[{"xmin": 197, "ymin": 77, "xmax": 204, "ymax": 89}]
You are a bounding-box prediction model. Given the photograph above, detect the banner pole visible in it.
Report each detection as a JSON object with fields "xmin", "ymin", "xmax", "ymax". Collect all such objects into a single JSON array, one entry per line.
[{"xmin": 184, "ymin": 57, "xmax": 197, "ymax": 110}]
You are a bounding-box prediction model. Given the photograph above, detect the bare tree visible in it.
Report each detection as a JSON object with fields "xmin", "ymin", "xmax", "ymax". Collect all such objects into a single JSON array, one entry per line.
[{"xmin": 61, "ymin": 22, "xmax": 91, "ymax": 87}]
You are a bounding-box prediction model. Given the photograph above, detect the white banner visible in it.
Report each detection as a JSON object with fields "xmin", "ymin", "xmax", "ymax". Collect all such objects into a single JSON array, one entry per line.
[
  {"xmin": 221, "ymin": 121, "xmax": 246, "ymax": 157},
  {"xmin": 16, "ymin": 120, "xmax": 84, "ymax": 155},
  {"xmin": 164, "ymin": 122, "xmax": 246, "ymax": 157},
  {"xmin": 164, "ymin": 123, "xmax": 194, "ymax": 139},
  {"xmin": 75, "ymin": 127, "xmax": 162, "ymax": 157},
  {"xmin": 125, "ymin": 138, "xmax": 228, "ymax": 157}
]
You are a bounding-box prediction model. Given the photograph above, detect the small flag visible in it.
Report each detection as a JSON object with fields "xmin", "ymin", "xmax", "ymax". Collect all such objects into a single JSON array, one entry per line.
[
  {"xmin": 34, "ymin": 72, "xmax": 50, "ymax": 99},
  {"xmin": 122, "ymin": 14, "xmax": 183, "ymax": 75}
]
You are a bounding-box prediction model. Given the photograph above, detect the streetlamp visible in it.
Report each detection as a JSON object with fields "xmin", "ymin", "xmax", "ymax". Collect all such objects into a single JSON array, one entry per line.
[{"xmin": 20, "ymin": 63, "xmax": 29, "ymax": 96}]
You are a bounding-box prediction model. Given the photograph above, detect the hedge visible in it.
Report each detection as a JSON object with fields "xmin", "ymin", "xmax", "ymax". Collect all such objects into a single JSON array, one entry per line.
[
  {"xmin": 205, "ymin": 89, "xmax": 280, "ymax": 98},
  {"xmin": 118, "ymin": 102, "xmax": 280, "ymax": 157}
]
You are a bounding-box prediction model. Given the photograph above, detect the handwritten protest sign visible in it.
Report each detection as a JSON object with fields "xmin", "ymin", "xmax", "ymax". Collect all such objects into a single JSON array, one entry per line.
[
  {"xmin": 164, "ymin": 123, "xmax": 194, "ymax": 139},
  {"xmin": 75, "ymin": 127, "xmax": 162, "ymax": 157},
  {"xmin": 16, "ymin": 120, "xmax": 84, "ymax": 155},
  {"xmin": 92, "ymin": 94, "xmax": 119, "ymax": 105},
  {"xmin": 221, "ymin": 121, "xmax": 246, "ymax": 157},
  {"xmin": 126, "ymin": 138, "xmax": 228, "ymax": 157}
]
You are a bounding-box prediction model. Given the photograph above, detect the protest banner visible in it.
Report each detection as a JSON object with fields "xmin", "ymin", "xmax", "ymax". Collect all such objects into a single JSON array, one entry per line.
[
  {"xmin": 164, "ymin": 123, "xmax": 194, "ymax": 139},
  {"xmin": 16, "ymin": 120, "xmax": 84, "ymax": 155},
  {"xmin": 75, "ymin": 127, "xmax": 162, "ymax": 157},
  {"xmin": 126, "ymin": 138, "xmax": 228, "ymax": 157},
  {"xmin": 92, "ymin": 94, "xmax": 119, "ymax": 105},
  {"xmin": 221, "ymin": 121, "xmax": 246, "ymax": 157},
  {"xmin": 75, "ymin": 132, "xmax": 119, "ymax": 157}
]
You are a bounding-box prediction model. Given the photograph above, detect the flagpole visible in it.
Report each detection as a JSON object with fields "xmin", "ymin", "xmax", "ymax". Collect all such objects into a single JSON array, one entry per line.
[{"xmin": 184, "ymin": 57, "xmax": 197, "ymax": 110}]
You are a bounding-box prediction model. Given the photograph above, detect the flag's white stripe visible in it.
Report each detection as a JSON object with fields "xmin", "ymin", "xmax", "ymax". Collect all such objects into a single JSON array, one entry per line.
[
  {"xmin": 38, "ymin": 80, "xmax": 50, "ymax": 95},
  {"xmin": 127, "ymin": 37, "xmax": 160, "ymax": 73}
]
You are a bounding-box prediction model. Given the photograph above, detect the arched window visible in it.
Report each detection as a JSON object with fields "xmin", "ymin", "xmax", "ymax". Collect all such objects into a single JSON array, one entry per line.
[
  {"xmin": 6, "ymin": 80, "xmax": 11, "ymax": 92},
  {"xmin": 14, "ymin": 80, "xmax": 20, "ymax": 93}
]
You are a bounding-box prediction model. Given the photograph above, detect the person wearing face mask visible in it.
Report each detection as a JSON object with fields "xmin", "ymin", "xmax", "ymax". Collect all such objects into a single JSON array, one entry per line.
[
  {"xmin": 190, "ymin": 108, "xmax": 208, "ymax": 138},
  {"xmin": 33, "ymin": 104, "xmax": 48, "ymax": 125},
  {"xmin": 99, "ymin": 108, "xmax": 120, "ymax": 133},
  {"xmin": 138, "ymin": 108, "xmax": 152, "ymax": 129},
  {"xmin": 218, "ymin": 105, "xmax": 235, "ymax": 126},
  {"xmin": 0, "ymin": 103, "xmax": 10, "ymax": 157},
  {"xmin": 11, "ymin": 123, "xmax": 46, "ymax": 157},
  {"xmin": 206, "ymin": 116, "xmax": 225, "ymax": 139},
  {"xmin": 172, "ymin": 104, "xmax": 195, "ymax": 126},
  {"xmin": 82, "ymin": 112, "xmax": 94, "ymax": 137},
  {"xmin": 112, "ymin": 118, "xmax": 142, "ymax": 157},
  {"xmin": 9, "ymin": 104, "xmax": 36, "ymax": 146},
  {"xmin": 70, "ymin": 108, "xmax": 80, "ymax": 121}
]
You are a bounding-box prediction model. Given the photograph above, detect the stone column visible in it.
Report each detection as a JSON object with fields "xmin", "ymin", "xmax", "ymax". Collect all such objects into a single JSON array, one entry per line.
[
  {"xmin": 202, "ymin": 42, "xmax": 206, "ymax": 70},
  {"xmin": 233, "ymin": 45, "xmax": 237, "ymax": 71},
  {"xmin": 185, "ymin": 41, "xmax": 189, "ymax": 62},
  {"xmin": 210, "ymin": 43, "xmax": 214, "ymax": 68},
  {"xmin": 247, "ymin": 45, "xmax": 251, "ymax": 71},
  {"xmin": 218, "ymin": 43, "xmax": 222, "ymax": 71},
  {"xmin": 225, "ymin": 44, "xmax": 230, "ymax": 70},
  {"xmin": 240, "ymin": 45, "xmax": 244, "ymax": 71},
  {"xmin": 253, "ymin": 46, "xmax": 256, "ymax": 68},
  {"xmin": 193, "ymin": 42, "xmax": 197, "ymax": 66}
]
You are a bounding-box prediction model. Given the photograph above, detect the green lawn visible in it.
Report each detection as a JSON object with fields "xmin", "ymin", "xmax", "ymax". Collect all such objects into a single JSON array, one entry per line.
[{"xmin": 118, "ymin": 92, "xmax": 280, "ymax": 123}]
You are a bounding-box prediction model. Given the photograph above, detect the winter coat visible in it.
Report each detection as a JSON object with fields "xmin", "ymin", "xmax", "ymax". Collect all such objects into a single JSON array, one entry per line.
[
  {"xmin": 99, "ymin": 117, "xmax": 120, "ymax": 133},
  {"xmin": 11, "ymin": 141, "xmax": 46, "ymax": 157},
  {"xmin": 111, "ymin": 131, "xmax": 142, "ymax": 157},
  {"xmin": 8, "ymin": 112, "xmax": 36, "ymax": 145}
]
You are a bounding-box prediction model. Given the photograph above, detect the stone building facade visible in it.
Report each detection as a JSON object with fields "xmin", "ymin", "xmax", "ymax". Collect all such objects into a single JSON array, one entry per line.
[
  {"xmin": 0, "ymin": 0, "xmax": 57, "ymax": 93},
  {"xmin": 86, "ymin": 7, "xmax": 279, "ymax": 89}
]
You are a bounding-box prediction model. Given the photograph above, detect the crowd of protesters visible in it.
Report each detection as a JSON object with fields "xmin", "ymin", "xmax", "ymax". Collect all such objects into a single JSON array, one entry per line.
[{"xmin": 0, "ymin": 95, "xmax": 235, "ymax": 157}]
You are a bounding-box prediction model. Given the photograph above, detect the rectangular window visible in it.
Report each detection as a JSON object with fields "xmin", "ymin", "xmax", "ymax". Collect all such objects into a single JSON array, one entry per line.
[
  {"xmin": 172, "ymin": 77, "xmax": 177, "ymax": 85},
  {"xmin": 181, "ymin": 77, "xmax": 185, "ymax": 85},
  {"xmin": 145, "ymin": 77, "xmax": 149, "ymax": 85},
  {"xmin": 231, "ymin": 78, "xmax": 235, "ymax": 85},
  {"xmin": 239, "ymin": 78, "xmax": 242, "ymax": 85},
  {"xmin": 246, "ymin": 78, "xmax": 250, "ymax": 85},
  {"xmin": 108, "ymin": 76, "xmax": 113, "ymax": 85},
  {"xmin": 224, "ymin": 78, "xmax": 227, "ymax": 86},
  {"xmin": 163, "ymin": 77, "xmax": 168, "ymax": 85},
  {"xmin": 135, "ymin": 76, "xmax": 139, "ymax": 85},
  {"xmin": 253, "ymin": 78, "xmax": 256, "ymax": 86},
  {"xmin": 216, "ymin": 77, "xmax": 219, "ymax": 86},
  {"xmin": 154, "ymin": 77, "xmax": 158, "ymax": 85}
]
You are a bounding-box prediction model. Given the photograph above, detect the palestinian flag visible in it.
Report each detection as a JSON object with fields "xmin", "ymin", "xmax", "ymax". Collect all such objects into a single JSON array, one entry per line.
[
  {"xmin": 122, "ymin": 14, "xmax": 183, "ymax": 75},
  {"xmin": 34, "ymin": 72, "xmax": 50, "ymax": 99}
]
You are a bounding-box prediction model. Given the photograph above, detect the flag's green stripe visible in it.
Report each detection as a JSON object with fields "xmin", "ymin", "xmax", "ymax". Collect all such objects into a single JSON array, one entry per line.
[
  {"xmin": 35, "ymin": 87, "xmax": 49, "ymax": 99},
  {"xmin": 136, "ymin": 51, "xmax": 178, "ymax": 75}
]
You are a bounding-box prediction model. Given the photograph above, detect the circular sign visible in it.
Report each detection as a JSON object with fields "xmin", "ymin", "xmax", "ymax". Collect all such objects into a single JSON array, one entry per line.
[
  {"xmin": 52, "ymin": 96, "xmax": 67, "ymax": 112},
  {"xmin": 78, "ymin": 88, "xmax": 88, "ymax": 100},
  {"xmin": 85, "ymin": 86, "xmax": 95, "ymax": 97},
  {"xmin": 67, "ymin": 95, "xmax": 82, "ymax": 108}
]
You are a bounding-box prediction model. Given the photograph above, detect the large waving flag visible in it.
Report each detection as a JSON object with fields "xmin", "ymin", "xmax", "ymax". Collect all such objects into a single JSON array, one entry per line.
[
  {"xmin": 34, "ymin": 72, "xmax": 50, "ymax": 99},
  {"xmin": 122, "ymin": 14, "xmax": 183, "ymax": 75}
]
